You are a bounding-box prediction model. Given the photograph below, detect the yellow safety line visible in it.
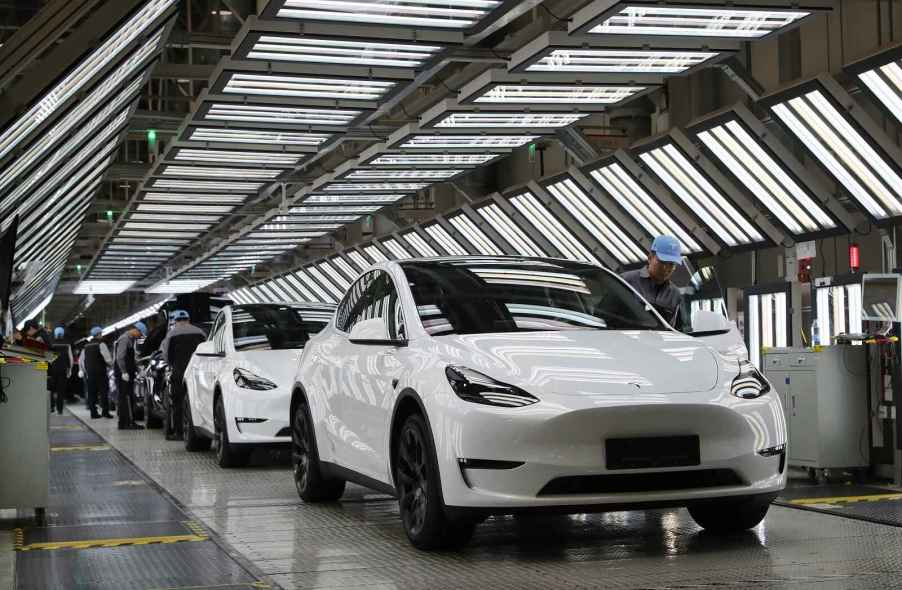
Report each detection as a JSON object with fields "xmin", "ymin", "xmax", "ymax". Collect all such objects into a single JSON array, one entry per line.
[
  {"xmin": 147, "ymin": 583, "xmax": 271, "ymax": 590},
  {"xmin": 50, "ymin": 445, "xmax": 110, "ymax": 452},
  {"xmin": 789, "ymin": 492, "xmax": 902, "ymax": 505},
  {"xmin": 13, "ymin": 529, "xmax": 23, "ymax": 551},
  {"xmin": 16, "ymin": 533, "xmax": 208, "ymax": 552},
  {"xmin": 50, "ymin": 425, "xmax": 85, "ymax": 431}
]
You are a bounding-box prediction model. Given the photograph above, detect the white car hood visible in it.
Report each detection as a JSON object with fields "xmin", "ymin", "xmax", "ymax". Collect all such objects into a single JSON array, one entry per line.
[
  {"xmin": 430, "ymin": 330, "xmax": 719, "ymax": 396},
  {"xmin": 234, "ymin": 349, "xmax": 302, "ymax": 389}
]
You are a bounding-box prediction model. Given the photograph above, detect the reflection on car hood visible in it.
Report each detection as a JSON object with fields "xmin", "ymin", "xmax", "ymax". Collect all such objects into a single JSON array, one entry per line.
[
  {"xmin": 234, "ymin": 349, "xmax": 302, "ymax": 390},
  {"xmin": 431, "ymin": 330, "xmax": 718, "ymax": 395}
]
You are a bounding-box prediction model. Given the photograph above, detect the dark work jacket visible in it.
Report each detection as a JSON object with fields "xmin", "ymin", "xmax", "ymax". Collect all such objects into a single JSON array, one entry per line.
[
  {"xmin": 49, "ymin": 340, "xmax": 72, "ymax": 380},
  {"xmin": 83, "ymin": 342, "xmax": 109, "ymax": 392},
  {"xmin": 162, "ymin": 323, "xmax": 206, "ymax": 382}
]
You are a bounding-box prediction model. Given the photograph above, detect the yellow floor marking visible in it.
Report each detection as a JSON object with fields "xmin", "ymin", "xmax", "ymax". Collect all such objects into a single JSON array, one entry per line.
[
  {"xmin": 789, "ymin": 492, "xmax": 902, "ymax": 505},
  {"xmin": 147, "ymin": 584, "xmax": 271, "ymax": 590},
  {"xmin": 17, "ymin": 533, "xmax": 208, "ymax": 552},
  {"xmin": 50, "ymin": 445, "xmax": 110, "ymax": 452},
  {"xmin": 50, "ymin": 425, "xmax": 85, "ymax": 431}
]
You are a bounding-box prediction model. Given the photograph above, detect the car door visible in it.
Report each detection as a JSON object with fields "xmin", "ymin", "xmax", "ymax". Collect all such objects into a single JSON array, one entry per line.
[
  {"xmin": 195, "ymin": 310, "xmax": 227, "ymax": 431},
  {"xmin": 336, "ymin": 270, "xmax": 406, "ymax": 481}
]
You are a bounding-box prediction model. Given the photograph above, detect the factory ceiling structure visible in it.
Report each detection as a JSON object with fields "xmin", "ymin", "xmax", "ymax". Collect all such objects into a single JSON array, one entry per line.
[{"xmin": 3, "ymin": 0, "xmax": 902, "ymax": 329}]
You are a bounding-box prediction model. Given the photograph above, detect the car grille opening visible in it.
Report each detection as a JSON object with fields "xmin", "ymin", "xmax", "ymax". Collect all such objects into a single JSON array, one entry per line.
[{"xmin": 537, "ymin": 469, "xmax": 744, "ymax": 496}]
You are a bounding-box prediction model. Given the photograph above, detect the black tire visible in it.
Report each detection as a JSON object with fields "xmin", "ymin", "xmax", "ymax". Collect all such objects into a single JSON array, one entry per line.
[
  {"xmin": 144, "ymin": 386, "xmax": 162, "ymax": 429},
  {"xmin": 292, "ymin": 396, "xmax": 345, "ymax": 501},
  {"xmin": 184, "ymin": 394, "xmax": 211, "ymax": 452},
  {"xmin": 688, "ymin": 495, "xmax": 772, "ymax": 533},
  {"xmin": 394, "ymin": 413, "xmax": 476, "ymax": 550},
  {"xmin": 214, "ymin": 396, "xmax": 249, "ymax": 468}
]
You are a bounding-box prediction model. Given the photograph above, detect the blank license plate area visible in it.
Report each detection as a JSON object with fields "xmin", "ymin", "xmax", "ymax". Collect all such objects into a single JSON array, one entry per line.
[{"xmin": 605, "ymin": 436, "xmax": 700, "ymax": 470}]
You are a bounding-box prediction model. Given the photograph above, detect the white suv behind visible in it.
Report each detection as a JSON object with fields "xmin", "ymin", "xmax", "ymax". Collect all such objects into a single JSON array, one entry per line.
[{"xmin": 184, "ymin": 302, "xmax": 335, "ymax": 467}]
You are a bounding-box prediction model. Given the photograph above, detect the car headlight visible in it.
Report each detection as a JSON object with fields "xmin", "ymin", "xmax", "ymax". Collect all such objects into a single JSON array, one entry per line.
[
  {"xmin": 730, "ymin": 362, "xmax": 771, "ymax": 399},
  {"xmin": 445, "ymin": 365, "xmax": 538, "ymax": 408},
  {"xmin": 233, "ymin": 368, "xmax": 278, "ymax": 391}
]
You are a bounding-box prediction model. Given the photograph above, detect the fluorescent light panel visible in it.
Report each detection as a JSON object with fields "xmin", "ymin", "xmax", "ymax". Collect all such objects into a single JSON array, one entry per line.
[
  {"xmin": 477, "ymin": 203, "xmax": 546, "ymax": 257},
  {"xmin": 474, "ymin": 84, "xmax": 647, "ymax": 104},
  {"xmin": 448, "ymin": 214, "xmax": 503, "ymax": 255},
  {"xmin": 589, "ymin": 161, "xmax": 702, "ymax": 253},
  {"xmin": 189, "ymin": 127, "xmax": 330, "ymax": 145},
  {"xmin": 323, "ymin": 182, "xmax": 429, "ymax": 192},
  {"xmin": 150, "ymin": 178, "xmax": 264, "ymax": 191},
  {"xmin": 146, "ymin": 279, "xmax": 218, "ymax": 293},
  {"xmin": 137, "ymin": 203, "xmax": 234, "ymax": 214},
  {"xmin": 545, "ymin": 177, "xmax": 646, "ymax": 264},
  {"xmin": 369, "ymin": 153, "xmax": 497, "ymax": 166},
  {"xmin": 424, "ymin": 223, "xmax": 468, "ymax": 255},
  {"xmin": 74, "ymin": 280, "xmax": 135, "ymax": 294},
  {"xmin": 434, "ymin": 112, "xmax": 588, "ymax": 128},
  {"xmin": 382, "ymin": 238, "xmax": 413, "ymax": 259},
  {"xmin": 363, "ymin": 245, "xmax": 389, "ymax": 263},
  {"xmin": 204, "ymin": 103, "xmax": 359, "ymax": 125},
  {"xmin": 639, "ymin": 143, "xmax": 765, "ymax": 246},
  {"xmin": 401, "ymin": 134, "xmax": 538, "ymax": 149},
  {"xmin": 224, "ymin": 72, "xmax": 396, "ymax": 100},
  {"xmin": 344, "ymin": 168, "xmax": 463, "ymax": 180},
  {"xmin": 509, "ymin": 191, "xmax": 602, "ymax": 265},
  {"xmin": 304, "ymin": 192, "xmax": 407, "ymax": 204},
  {"xmin": 275, "ymin": 0, "xmax": 503, "ymax": 29},
  {"xmin": 526, "ymin": 49, "xmax": 719, "ymax": 73},
  {"xmin": 145, "ymin": 192, "xmax": 247, "ymax": 203},
  {"xmin": 696, "ymin": 118, "xmax": 836, "ymax": 234},
  {"xmin": 160, "ymin": 165, "xmax": 284, "ymax": 179},
  {"xmin": 248, "ymin": 35, "xmax": 442, "ymax": 68},
  {"xmin": 770, "ymin": 88, "xmax": 902, "ymax": 220},
  {"xmin": 173, "ymin": 148, "xmax": 302, "ymax": 166},
  {"xmin": 400, "ymin": 230, "xmax": 439, "ymax": 257},
  {"xmin": 588, "ymin": 6, "xmax": 809, "ymax": 38},
  {"xmin": 0, "ymin": 0, "xmax": 175, "ymax": 161}
]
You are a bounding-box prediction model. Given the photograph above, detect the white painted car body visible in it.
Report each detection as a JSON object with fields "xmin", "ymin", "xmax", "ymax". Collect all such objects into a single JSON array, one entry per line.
[
  {"xmin": 296, "ymin": 257, "xmax": 787, "ymax": 511},
  {"xmin": 186, "ymin": 303, "xmax": 335, "ymax": 446}
]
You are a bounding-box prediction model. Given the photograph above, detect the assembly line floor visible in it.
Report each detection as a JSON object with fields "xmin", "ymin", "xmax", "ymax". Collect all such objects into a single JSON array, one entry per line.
[{"xmin": 7, "ymin": 404, "xmax": 902, "ymax": 589}]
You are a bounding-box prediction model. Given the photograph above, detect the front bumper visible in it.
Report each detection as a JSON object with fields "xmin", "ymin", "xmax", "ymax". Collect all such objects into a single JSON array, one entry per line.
[
  {"xmin": 224, "ymin": 387, "xmax": 291, "ymax": 445},
  {"xmin": 433, "ymin": 389, "xmax": 786, "ymax": 509}
]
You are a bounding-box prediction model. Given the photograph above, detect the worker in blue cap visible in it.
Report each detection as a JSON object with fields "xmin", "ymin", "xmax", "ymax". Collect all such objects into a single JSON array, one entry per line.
[
  {"xmin": 83, "ymin": 326, "xmax": 113, "ymax": 419},
  {"xmin": 160, "ymin": 310, "xmax": 206, "ymax": 440},
  {"xmin": 621, "ymin": 235, "xmax": 684, "ymax": 327},
  {"xmin": 114, "ymin": 321, "xmax": 148, "ymax": 430}
]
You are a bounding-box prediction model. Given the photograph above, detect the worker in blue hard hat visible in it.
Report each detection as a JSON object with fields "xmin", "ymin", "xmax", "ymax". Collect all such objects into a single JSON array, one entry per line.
[
  {"xmin": 114, "ymin": 321, "xmax": 148, "ymax": 430},
  {"xmin": 621, "ymin": 235, "xmax": 685, "ymax": 327},
  {"xmin": 83, "ymin": 326, "xmax": 113, "ymax": 419},
  {"xmin": 160, "ymin": 310, "xmax": 206, "ymax": 440}
]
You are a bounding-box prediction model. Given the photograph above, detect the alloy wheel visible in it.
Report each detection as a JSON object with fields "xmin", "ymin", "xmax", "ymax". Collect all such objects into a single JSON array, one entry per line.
[
  {"xmin": 292, "ymin": 408, "xmax": 310, "ymax": 493},
  {"xmin": 397, "ymin": 423, "xmax": 428, "ymax": 536}
]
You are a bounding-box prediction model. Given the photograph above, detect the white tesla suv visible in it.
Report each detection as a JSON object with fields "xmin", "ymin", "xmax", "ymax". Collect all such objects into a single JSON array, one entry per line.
[
  {"xmin": 291, "ymin": 257, "xmax": 786, "ymax": 549},
  {"xmin": 184, "ymin": 302, "xmax": 335, "ymax": 467}
]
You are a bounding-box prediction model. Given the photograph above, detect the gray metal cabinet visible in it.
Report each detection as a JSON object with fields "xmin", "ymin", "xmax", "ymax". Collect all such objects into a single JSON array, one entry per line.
[{"xmin": 762, "ymin": 347, "xmax": 868, "ymax": 471}]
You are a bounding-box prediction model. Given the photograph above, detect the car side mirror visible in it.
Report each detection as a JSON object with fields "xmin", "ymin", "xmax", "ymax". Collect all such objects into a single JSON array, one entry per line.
[
  {"xmin": 349, "ymin": 318, "xmax": 407, "ymax": 346},
  {"xmin": 194, "ymin": 340, "xmax": 223, "ymax": 357},
  {"xmin": 691, "ymin": 310, "xmax": 730, "ymax": 335}
]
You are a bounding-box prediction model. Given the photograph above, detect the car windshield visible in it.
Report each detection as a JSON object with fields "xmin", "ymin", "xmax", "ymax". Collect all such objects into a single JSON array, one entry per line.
[
  {"xmin": 232, "ymin": 305, "xmax": 332, "ymax": 351},
  {"xmin": 402, "ymin": 259, "xmax": 666, "ymax": 336}
]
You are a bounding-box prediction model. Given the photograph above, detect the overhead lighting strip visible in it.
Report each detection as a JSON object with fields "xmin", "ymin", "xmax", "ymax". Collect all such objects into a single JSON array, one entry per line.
[
  {"xmin": 223, "ymin": 72, "xmax": 397, "ymax": 100},
  {"xmin": 248, "ymin": 35, "xmax": 443, "ymax": 68},
  {"xmin": 382, "ymin": 238, "xmax": 413, "ymax": 259},
  {"xmin": 363, "ymin": 244, "xmax": 390, "ymax": 263},
  {"xmin": 544, "ymin": 177, "xmax": 646, "ymax": 264},
  {"xmin": 0, "ymin": 0, "xmax": 176, "ymax": 162},
  {"xmin": 588, "ymin": 161, "xmax": 703, "ymax": 253},
  {"xmin": 160, "ymin": 165, "xmax": 285, "ymax": 179},
  {"xmin": 766, "ymin": 84, "xmax": 902, "ymax": 220},
  {"xmin": 586, "ymin": 6, "xmax": 809, "ymax": 38},
  {"xmin": 303, "ymin": 192, "xmax": 407, "ymax": 204},
  {"xmin": 344, "ymin": 168, "xmax": 463, "ymax": 180},
  {"xmin": 204, "ymin": 102, "xmax": 360, "ymax": 126},
  {"xmin": 399, "ymin": 230, "xmax": 439, "ymax": 257},
  {"xmin": 294, "ymin": 269, "xmax": 336, "ymax": 303},
  {"xmin": 695, "ymin": 117, "xmax": 836, "ymax": 234},
  {"xmin": 525, "ymin": 49, "xmax": 719, "ymax": 73},
  {"xmin": 401, "ymin": 134, "xmax": 538, "ymax": 149},
  {"xmin": 508, "ymin": 191, "xmax": 603, "ymax": 265},
  {"xmin": 149, "ymin": 178, "xmax": 265, "ymax": 191},
  {"xmin": 639, "ymin": 143, "xmax": 766, "ymax": 246},
  {"xmin": 433, "ymin": 112, "xmax": 588, "ymax": 128},
  {"xmin": 369, "ymin": 153, "xmax": 497, "ymax": 166},
  {"xmin": 473, "ymin": 84, "xmax": 647, "ymax": 104},
  {"xmin": 345, "ymin": 250, "xmax": 371, "ymax": 271},
  {"xmin": 305, "ymin": 266, "xmax": 345, "ymax": 300},
  {"xmin": 173, "ymin": 148, "xmax": 303, "ymax": 166},
  {"xmin": 424, "ymin": 223, "xmax": 468, "ymax": 255},
  {"xmin": 330, "ymin": 255, "xmax": 360, "ymax": 281},
  {"xmin": 188, "ymin": 127, "xmax": 331, "ymax": 145},
  {"xmin": 476, "ymin": 203, "xmax": 546, "ymax": 257},
  {"xmin": 448, "ymin": 213, "xmax": 504, "ymax": 255},
  {"xmin": 273, "ymin": 0, "xmax": 503, "ymax": 29},
  {"xmin": 315, "ymin": 260, "xmax": 351, "ymax": 290}
]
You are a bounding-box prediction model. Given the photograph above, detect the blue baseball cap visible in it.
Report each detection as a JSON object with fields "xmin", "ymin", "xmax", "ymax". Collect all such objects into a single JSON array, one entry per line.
[
  {"xmin": 651, "ymin": 235, "xmax": 683, "ymax": 264},
  {"xmin": 54, "ymin": 327, "xmax": 64, "ymax": 339},
  {"xmin": 171, "ymin": 309, "xmax": 190, "ymax": 321},
  {"xmin": 134, "ymin": 321, "xmax": 148, "ymax": 337},
  {"xmin": 90, "ymin": 326, "xmax": 102, "ymax": 337}
]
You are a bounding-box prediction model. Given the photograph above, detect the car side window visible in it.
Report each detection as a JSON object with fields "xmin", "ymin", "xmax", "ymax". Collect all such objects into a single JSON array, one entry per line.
[
  {"xmin": 369, "ymin": 272, "xmax": 406, "ymax": 341},
  {"xmin": 209, "ymin": 312, "xmax": 224, "ymax": 342},
  {"xmin": 336, "ymin": 272, "xmax": 376, "ymax": 333},
  {"xmin": 213, "ymin": 312, "xmax": 227, "ymax": 353}
]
